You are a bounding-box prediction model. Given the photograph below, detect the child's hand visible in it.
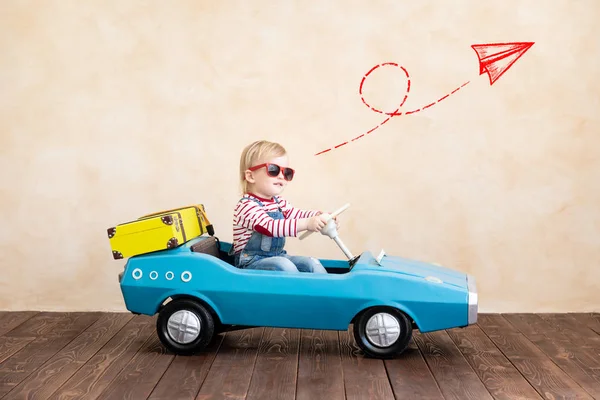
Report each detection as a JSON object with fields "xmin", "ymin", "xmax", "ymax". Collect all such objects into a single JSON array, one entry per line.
[
  {"xmin": 333, "ymin": 216, "xmax": 340, "ymax": 230},
  {"xmin": 319, "ymin": 211, "xmax": 340, "ymax": 231},
  {"xmin": 330, "ymin": 212, "xmax": 340, "ymax": 230},
  {"xmin": 307, "ymin": 215, "xmax": 326, "ymax": 232}
]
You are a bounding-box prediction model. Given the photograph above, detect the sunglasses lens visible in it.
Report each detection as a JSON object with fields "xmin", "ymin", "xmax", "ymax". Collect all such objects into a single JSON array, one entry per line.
[
  {"xmin": 263, "ymin": 163, "xmax": 294, "ymax": 181},
  {"xmin": 266, "ymin": 164, "xmax": 281, "ymax": 177},
  {"xmin": 283, "ymin": 168, "xmax": 294, "ymax": 181}
]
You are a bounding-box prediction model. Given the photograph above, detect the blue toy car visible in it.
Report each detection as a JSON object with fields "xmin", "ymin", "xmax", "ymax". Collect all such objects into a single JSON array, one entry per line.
[{"xmin": 117, "ymin": 204, "xmax": 478, "ymax": 359}]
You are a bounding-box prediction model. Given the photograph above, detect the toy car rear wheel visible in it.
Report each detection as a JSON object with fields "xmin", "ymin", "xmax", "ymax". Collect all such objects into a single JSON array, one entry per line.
[
  {"xmin": 353, "ymin": 307, "xmax": 412, "ymax": 359},
  {"xmin": 156, "ymin": 298, "xmax": 215, "ymax": 355}
]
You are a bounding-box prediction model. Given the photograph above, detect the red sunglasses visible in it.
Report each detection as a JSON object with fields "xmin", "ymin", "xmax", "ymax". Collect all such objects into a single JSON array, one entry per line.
[{"xmin": 248, "ymin": 163, "xmax": 295, "ymax": 181}]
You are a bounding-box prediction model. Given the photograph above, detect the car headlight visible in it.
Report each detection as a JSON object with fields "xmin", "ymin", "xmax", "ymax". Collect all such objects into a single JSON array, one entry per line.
[{"xmin": 467, "ymin": 274, "xmax": 478, "ymax": 325}]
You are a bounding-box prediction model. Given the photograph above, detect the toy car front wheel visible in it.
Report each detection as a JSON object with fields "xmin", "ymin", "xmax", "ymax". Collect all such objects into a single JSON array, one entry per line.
[
  {"xmin": 156, "ymin": 298, "xmax": 215, "ymax": 355},
  {"xmin": 353, "ymin": 307, "xmax": 413, "ymax": 359}
]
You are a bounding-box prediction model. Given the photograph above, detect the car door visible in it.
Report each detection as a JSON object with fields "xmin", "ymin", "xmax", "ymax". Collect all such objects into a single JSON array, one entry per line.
[{"xmin": 219, "ymin": 270, "xmax": 355, "ymax": 330}]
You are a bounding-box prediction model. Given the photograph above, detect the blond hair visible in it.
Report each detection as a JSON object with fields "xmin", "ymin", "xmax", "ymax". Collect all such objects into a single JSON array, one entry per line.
[{"xmin": 239, "ymin": 140, "xmax": 287, "ymax": 194}]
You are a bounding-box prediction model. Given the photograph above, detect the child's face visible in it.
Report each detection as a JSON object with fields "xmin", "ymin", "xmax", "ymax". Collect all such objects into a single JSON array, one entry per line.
[{"xmin": 245, "ymin": 154, "xmax": 292, "ymax": 198}]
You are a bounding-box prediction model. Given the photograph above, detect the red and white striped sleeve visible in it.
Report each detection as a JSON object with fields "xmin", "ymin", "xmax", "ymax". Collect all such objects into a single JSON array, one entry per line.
[
  {"xmin": 278, "ymin": 197, "xmax": 320, "ymax": 220},
  {"xmin": 234, "ymin": 198, "xmax": 299, "ymax": 237}
]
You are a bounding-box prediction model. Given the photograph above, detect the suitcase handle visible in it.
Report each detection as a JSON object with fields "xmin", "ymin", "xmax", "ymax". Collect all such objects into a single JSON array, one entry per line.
[{"xmin": 140, "ymin": 205, "xmax": 214, "ymax": 236}]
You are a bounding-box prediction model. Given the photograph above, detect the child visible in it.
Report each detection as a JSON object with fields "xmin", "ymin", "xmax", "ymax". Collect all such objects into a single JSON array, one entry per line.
[{"xmin": 231, "ymin": 140, "xmax": 335, "ymax": 273}]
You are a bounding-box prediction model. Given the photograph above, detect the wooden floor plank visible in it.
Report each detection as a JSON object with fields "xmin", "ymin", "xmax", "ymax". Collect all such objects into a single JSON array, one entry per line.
[
  {"xmin": 501, "ymin": 314, "xmax": 558, "ymax": 343},
  {"xmin": 0, "ymin": 336, "xmax": 36, "ymax": 365},
  {"xmin": 505, "ymin": 313, "xmax": 600, "ymax": 370},
  {"xmin": 4, "ymin": 313, "xmax": 134, "ymax": 400},
  {"xmin": 0, "ymin": 312, "xmax": 38, "ymax": 336},
  {"xmin": 96, "ymin": 334, "xmax": 175, "ymax": 400},
  {"xmin": 296, "ymin": 329, "xmax": 344, "ymax": 400},
  {"xmin": 476, "ymin": 314, "xmax": 517, "ymax": 337},
  {"xmin": 503, "ymin": 314, "xmax": 600, "ymax": 399},
  {"xmin": 572, "ymin": 313, "xmax": 600, "ymax": 336},
  {"xmin": 415, "ymin": 330, "xmax": 493, "ymax": 400},
  {"xmin": 148, "ymin": 335, "xmax": 223, "ymax": 400},
  {"xmin": 537, "ymin": 313, "xmax": 600, "ymax": 348},
  {"xmin": 245, "ymin": 327, "xmax": 301, "ymax": 400},
  {"xmin": 384, "ymin": 339, "xmax": 444, "ymax": 400},
  {"xmin": 47, "ymin": 315, "xmax": 156, "ymax": 400},
  {"xmin": 446, "ymin": 324, "xmax": 542, "ymax": 400},
  {"xmin": 478, "ymin": 314, "xmax": 594, "ymax": 400},
  {"xmin": 590, "ymin": 313, "xmax": 600, "ymax": 334},
  {"xmin": 3, "ymin": 312, "xmax": 71, "ymax": 337},
  {"xmin": 339, "ymin": 327, "xmax": 395, "ymax": 400},
  {"xmin": 195, "ymin": 327, "xmax": 265, "ymax": 400},
  {"xmin": 0, "ymin": 312, "xmax": 101, "ymax": 398}
]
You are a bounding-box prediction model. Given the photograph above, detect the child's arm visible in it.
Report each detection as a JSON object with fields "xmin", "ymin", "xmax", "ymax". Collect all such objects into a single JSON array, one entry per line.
[
  {"xmin": 234, "ymin": 199, "xmax": 323, "ymax": 237},
  {"xmin": 278, "ymin": 198, "xmax": 321, "ymax": 219},
  {"xmin": 279, "ymin": 198, "xmax": 340, "ymax": 229}
]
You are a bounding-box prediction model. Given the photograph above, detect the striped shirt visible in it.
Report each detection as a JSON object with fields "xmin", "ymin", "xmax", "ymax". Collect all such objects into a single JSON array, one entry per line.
[{"xmin": 232, "ymin": 193, "xmax": 320, "ymax": 254}]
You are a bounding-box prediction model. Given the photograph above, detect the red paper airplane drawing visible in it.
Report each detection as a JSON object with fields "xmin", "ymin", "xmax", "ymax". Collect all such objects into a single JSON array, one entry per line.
[
  {"xmin": 315, "ymin": 41, "xmax": 534, "ymax": 156},
  {"xmin": 472, "ymin": 42, "xmax": 534, "ymax": 85}
]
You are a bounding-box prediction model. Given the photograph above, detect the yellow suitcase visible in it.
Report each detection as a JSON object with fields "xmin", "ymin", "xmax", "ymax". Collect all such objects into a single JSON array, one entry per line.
[
  {"xmin": 107, "ymin": 204, "xmax": 215, "ymax": 260},
  {"xmin": 140, "ymin": 204, "xmax": 214, "ymax": 237},
  {"xmin": 107, "ymin": 212, "xmax": 187, "ymax": 260}
]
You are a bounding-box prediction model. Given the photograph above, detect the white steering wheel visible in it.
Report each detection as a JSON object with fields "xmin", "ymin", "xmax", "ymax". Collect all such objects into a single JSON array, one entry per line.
[{"xmin": 299, "ymin": 203, "xmax": 350, "ymax": 240}]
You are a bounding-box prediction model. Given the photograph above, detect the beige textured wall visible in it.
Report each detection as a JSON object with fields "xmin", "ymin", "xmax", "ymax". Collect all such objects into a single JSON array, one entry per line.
[{"xmin": 1, "ymin": 1, "xmax": 598, "ymax": 313}]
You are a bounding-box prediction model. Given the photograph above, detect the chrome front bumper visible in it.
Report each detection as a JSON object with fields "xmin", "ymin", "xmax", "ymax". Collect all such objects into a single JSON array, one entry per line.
[{"xmin": 467, "ymin": 274, "xmax": 478, "ymax": 325}]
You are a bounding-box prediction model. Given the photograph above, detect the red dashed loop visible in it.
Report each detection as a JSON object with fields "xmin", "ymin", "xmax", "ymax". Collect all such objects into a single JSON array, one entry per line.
[
  {"xmin": 359, "ymin": 62, "xmax": 410, "ymax": 116},
  {"xmin": 315, "ymin": 63, "xmax": 470, "ymax": 155}
]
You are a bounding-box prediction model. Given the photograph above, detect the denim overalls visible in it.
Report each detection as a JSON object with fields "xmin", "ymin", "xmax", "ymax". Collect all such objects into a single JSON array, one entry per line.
[{"xmin": 233, "ymin": 195, "xmax": 327, "ymax": 273}]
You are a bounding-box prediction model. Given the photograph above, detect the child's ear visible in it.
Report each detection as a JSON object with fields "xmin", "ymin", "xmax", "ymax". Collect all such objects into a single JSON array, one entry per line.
[{"xmin": 244, "ymin": 170, "xmax": 255, "ymax": 183}]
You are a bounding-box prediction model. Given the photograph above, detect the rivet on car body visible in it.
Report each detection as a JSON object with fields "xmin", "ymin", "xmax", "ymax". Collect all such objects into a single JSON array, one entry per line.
[
  {"xmin": 132, "ymin": 268, "xmax": 143, "ymax": 280},
  {"xmin": 181, "ymin": 271, "xmax": 192, "ymax": 282}
]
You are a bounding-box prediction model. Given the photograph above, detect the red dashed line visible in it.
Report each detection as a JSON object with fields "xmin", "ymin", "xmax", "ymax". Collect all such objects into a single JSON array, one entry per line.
[
  {"xmin": 315, "ymin": 148, "xmax": 331, "ymax": 155},
  {"xmin": 315, "ymin": 62, "xmax": 471, "ymax": 155}
]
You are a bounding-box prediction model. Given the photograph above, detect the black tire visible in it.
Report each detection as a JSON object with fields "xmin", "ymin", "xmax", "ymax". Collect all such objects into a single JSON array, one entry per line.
[
  {"xmin": 353, "ymin": 307, "xmax": 413, "ymax": 359},
  {"xmin": 156, "ymin": 298, "xmax": 215, "ymax": 355}
]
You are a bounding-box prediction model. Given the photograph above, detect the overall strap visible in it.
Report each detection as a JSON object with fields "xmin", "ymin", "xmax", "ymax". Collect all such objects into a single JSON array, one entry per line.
[
  {"xmin": 272, "ymin": 196, "xmax": 283, "ymax": 212},
  {"xmin": 241, "ymin": 194, "xmax": 282, "ymax": 211},
  {"xmin": 240, "ymin": 194, "xmax": 264, "ymax": 207}
]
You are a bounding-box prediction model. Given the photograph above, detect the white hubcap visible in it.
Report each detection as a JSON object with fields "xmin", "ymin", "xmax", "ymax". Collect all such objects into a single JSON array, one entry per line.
[
  {"xmin": 167, "ymin": 310, "xmax": 201, "ymax": 344},
  {"xmin": 365, "ymin": 312, "xmax": 401, "ymax": 347}
]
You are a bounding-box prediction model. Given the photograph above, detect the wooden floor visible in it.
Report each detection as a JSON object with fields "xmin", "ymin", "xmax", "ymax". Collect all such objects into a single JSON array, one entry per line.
[{"xmin": 0, "ymin": 312, "xmax": 599, "ymax": 399}]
